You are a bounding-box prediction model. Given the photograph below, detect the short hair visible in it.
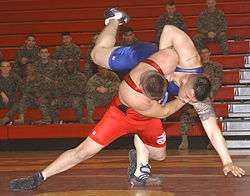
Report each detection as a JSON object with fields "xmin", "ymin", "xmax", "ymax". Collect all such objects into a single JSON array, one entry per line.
[
  {"xmin": 140, "ymin": 70, "xmax": 168, "ymax": 100},
  {"xmin": 193, "ymin": 75, "xmax": 211, "ymax": 101},
  {"xmin": 26, "ymin": 34, "xmax": 35, "ymax": 39},
  {"xmin": 199, "ymin": 47, "xmax": 210, "ymax": 53},
  {"xmin": 61, "ymin": 32, "xmax": 71, "ymax": 36},
  {"xmin": 39, "ymin": 45, "xmax": 49, "ymax": 51},
  {"xmin": 121, "ymin": 26, "xmax": 134, "ymax": 33},
  {"xmin": 167, "ymin": 0, "xmax": 175, "ymax": 6}
]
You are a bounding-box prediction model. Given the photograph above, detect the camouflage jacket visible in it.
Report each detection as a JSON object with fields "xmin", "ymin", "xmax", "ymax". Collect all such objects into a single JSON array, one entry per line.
[
  {"xmin": 33, "ymin": 58, "xmax": 64, "ymax": 80},
  {"xmin": 56, "ymin": 71, "xmax": 87, "ymax": 97},
  {"xmin": 15, "ymin": 45, "xmax": 40, "ymax": 64},
  {"xmin": 22, "ymin": 74, "xmax": 54, "ymax": 100},
  {"xmin": 86, "ymin": 71, "xmax": 120, "ymax": 96},
  {"xmin": 0, "ymin": 72, "xmax": 23, "ymax": 99},
  {"xmin": 197, "ymin": 9, "xmax": 227, "ymax": 34},
  {"xmin": 83, "ymin": 45, "xmax": 99, "ymax": 79},
  {"xmin": 52, "ymin": 43, "xmax": 81, "ymax": 69},
  {"xmin": 203, "ymin": 61, "xmax": 224, "ymax": 97},
  {"xmin": 155, "ymin": 12, "xmax": 187, "ymax": 45}
]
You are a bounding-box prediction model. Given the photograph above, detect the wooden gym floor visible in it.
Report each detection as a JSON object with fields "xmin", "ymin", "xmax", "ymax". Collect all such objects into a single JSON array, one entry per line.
[{"xmin": 0, "ymin": 150, "xmax": 249, "ymax": 196}]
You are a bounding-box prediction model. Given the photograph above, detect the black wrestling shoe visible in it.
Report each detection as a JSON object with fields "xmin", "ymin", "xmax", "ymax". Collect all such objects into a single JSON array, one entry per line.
[
  {"xmin": 129, "ymin": 164, "xmax": 162, "ymax": 187},
  {"xmin": 128, "ymin": 149, "xmax": 137, "ymax": 180},
  {"xmin": 104, "ymin": 7, "xmax": 130, "ymax": 25},
  {"xmin": 10, "ymin": 171, "xmax": 44, "ymax": 191}
]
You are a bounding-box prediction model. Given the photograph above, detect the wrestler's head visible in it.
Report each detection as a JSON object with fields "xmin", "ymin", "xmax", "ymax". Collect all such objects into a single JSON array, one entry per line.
[
  {"xmin": 178, "ymin": 74, "xmax": 211, "ymax": 103},
  {"xmin": 140, "ymin": 70, "xmax": 168, "ymax": 101}
]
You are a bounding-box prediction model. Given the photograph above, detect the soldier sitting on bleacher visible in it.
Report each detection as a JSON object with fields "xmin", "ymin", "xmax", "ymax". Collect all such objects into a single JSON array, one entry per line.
[
  {"xmin": 0, "ymin": 63, "xmax": 54, "ymax": 125},
  {"xmin": 50, "ymin": 59, "xmax": 87, "ymax": 123},
  {"xmin": 52, "ymin": 32, "xmax": 81, "ymax": 71},
  {"xmin": 155, "ymin": 0, "xmax": 187, "ymax": 46},
  {"xmin": 84, "ymin": 66, "xmax": 120, "ymax": 123},
  {"xmin": 12, "ymin": 34, "xmax": 40, "ymax": 79},
  {"xmin": 0, "ymin": 61, "xmax": 23, "ymax": 125},
  {"xmin": 193, "ymin": 0, "xmax": 229, "ymax": 54},
  {"xmin": 179, "ymin": 47, "xmax": 224, "ymax": 150},
  {"xmin": 33, "ymin": 46, "xmax": 63, "ymax": 80}
]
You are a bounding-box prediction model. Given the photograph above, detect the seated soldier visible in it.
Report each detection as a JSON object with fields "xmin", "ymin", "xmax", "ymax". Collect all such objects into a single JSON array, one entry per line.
[
  {"xmin": 84, "ymin": 66, "xmax": 121, "ymax": 123},
  {"xmin": 50, "ymin": 59, "xmax": 87, "ymax": 123},
  {"xmin": 2, "ymin": 63, "xmax": 54, "ymax": 125},
  {"xmin": 13, "ymin": 34, "xmax": 40, "ymax": 79},
  {"xmin": 0, "ymin": 61, "xmax": 23, "ymax": 125},
  {"xmin": 52, "ymin": 32, "xmax": 81, "ymax": 70}
]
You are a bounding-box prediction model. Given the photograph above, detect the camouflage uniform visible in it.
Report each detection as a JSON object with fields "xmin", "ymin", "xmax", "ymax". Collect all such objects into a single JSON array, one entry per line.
[
  {"xmin": 13, "ymin": 45, "xmax": 40, "ymax": 78},
  {"xmin": 7, "ymin": 74, "xmax": 54, "ymax": 123},
  {"xmin": 52, "ymin": 44, "xmax": 81, "ymax": 70},
  {"xmin": 82, "ymin": 45, "xmax": 98, "ymax": 79},
  {"xmin": 33, "ymin": 58, "xmax": 64, "ymax": 80},
  {"xmin": 0, "ymin": 72, "xmax": 23, "ymax": 109},
  {"xmin": 179, "ymin": 61, "xmax": 223, "ymax": 149},
  {"xmin": 155, "ymin": 12, "xmax": 187, "ymax": 46},
  {"xmin": 50, "ymin": 71, "xmax": 87, "ymax": 122},
  {"xmin": 85, "ymin": 70, "xmax": 120, "ymax": 122},
  {"xmin": 193, "ymin": 9, "xmax": 228, "ymax": 54}
]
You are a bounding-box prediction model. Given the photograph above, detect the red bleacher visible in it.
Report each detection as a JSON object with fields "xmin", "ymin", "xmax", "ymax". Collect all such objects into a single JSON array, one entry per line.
[{"xmin": 0, "ymin": 0, "xmax": 249, "ymax": 139}]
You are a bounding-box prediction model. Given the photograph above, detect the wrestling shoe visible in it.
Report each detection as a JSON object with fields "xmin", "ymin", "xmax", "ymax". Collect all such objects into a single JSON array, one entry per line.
[
  {"xmin": 104, "ymin": 7, "xmax": 130, "ymax": 25},
  {"xmin": 129, "ymin": 164, "xmax": 162, "ymax": 187},
  {"xmin": 10, "ymin": 171, "xmax": 44, "ymax": 191}
]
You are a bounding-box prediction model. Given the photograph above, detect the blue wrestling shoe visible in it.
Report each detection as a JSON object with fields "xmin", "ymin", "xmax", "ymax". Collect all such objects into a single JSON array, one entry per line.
[
  {"xmin": 128, "ymin": 149, "xmax": 162, "ymax": 187},
  {"xmin": 104, "ymin": 8, "xmax": 130, "ymax": 25}
]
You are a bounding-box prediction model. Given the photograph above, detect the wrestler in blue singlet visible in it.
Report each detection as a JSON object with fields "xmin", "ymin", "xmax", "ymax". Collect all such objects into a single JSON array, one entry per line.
[
  {"xmin": 108, "ymin": 42, "xmax": 159, "ymax": 72},
  {"xmin": 162, "ymin": 67, "xmax": 204, "ymax": 104}
]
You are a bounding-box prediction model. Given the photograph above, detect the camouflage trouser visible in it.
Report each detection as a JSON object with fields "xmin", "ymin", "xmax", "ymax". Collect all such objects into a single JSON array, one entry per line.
[
  {"xmin": 193, "ymin": 32, "xmax": 228, "ymax": 54},
  {"xmin": 180, "ymin": 110, "xmax": 200, "ymax": 135},
  {"xmin": 0, "ymin": 97, "xmax": 16, "ymax": 110},
  {"xmin": 85, "ymin": 93, "xmax": 114, "ymax": 117},
  {"xmin": 51, "ymin": 96, "xmax": 84, "ymax": 120},
  {"xmin": 17, "ymin": 96, "xmax": 51, "ymax": 121}
]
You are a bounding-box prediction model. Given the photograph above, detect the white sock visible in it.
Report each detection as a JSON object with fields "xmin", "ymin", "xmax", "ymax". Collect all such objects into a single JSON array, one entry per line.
[{"xmin": 41, "ymin": 171, "xmax": 47, "ymax": 180}]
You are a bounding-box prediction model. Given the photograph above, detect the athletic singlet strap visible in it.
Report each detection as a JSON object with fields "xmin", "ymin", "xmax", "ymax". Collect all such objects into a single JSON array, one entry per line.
[
  {"xmin": 124, "ymin": 59, "xmax": 163, "ymax": 94},
  {"xmin": 142, "ymin": 59, "xmax": 164, "ymax": 75},
  {"xmin": 124, "ymin": 74, "xmax": 143, "ymax": 94},
  {"xmin": 175, "ymin": 67, "xmax": 204, "ymax": 73}
]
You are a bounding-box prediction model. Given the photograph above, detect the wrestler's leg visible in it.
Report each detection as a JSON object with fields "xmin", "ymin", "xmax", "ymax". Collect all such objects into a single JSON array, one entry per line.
[
  {"xmin": 91, "ymin": 20, "xmax": 120, "ymax": 69},
  {"xmin": 42, "ymin": 137, "xmax": 103, "ymax": 179},
  {"xmin": 129, "ymin": 135, "xmax": 165, "ymax": 186},
  {"xmin": 10, "ymin": 137, "xmax": 104, "ymax": 191}
]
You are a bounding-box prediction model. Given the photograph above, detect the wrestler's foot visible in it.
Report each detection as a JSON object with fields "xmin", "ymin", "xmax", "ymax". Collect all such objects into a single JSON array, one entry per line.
[
  {"xmin": 10, "ymin": 171, "xmax": 44, "ymax": 191},
  {"xmin": 104, "ymin": 8, "xmax": 130, "ymax": 25},
  {"xmin": 128, "ymin": 149, "xmax": 137, "ymax": 180},
  {"xmin": 130, "ymin": 164, "xmax": 162, "ymax": 187}
]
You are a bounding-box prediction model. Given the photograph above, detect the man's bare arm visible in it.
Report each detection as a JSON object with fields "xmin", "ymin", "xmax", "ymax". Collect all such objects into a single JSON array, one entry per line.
[
  {"xmin": 192, "ymin": 99, "xmax": 232, "ymax": 165},
  {"xmin": 137, "ymin": 98, "xmax": 185, "ymax": 119}
]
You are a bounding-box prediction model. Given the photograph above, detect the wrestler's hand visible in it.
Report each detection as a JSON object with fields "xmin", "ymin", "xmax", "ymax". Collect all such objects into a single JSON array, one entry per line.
[{"xmin": 223, "ymin": 162, "xmax": 245, "ymax": 177}]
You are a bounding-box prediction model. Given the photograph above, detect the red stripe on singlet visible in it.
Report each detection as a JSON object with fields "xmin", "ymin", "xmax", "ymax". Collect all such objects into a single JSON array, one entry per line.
[
  {"xmin": 142, "ymin": 59, "xmax": 164, "ymax": 75},
  {"xmin": 124, "ymin": 74, "xmax": 143, "ymax": 94},
  {"xmin": 124, "ymin": 59, "xmax": 164, "ymax": 94}
]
